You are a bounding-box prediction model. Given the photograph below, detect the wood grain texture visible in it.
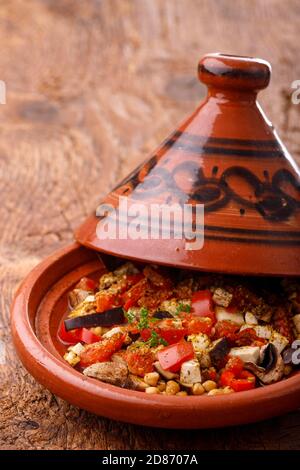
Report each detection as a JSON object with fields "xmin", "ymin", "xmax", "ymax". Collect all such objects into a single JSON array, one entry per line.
[{"xmin": 1, "ymin": 0, "xmax": 300, "ymax": 450}]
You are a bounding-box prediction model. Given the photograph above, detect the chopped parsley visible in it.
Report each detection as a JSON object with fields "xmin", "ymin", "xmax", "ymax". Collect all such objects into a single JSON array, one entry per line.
[
  {"xmin": 125, "ymin": 308, "xmax": 136, "ymax": 324},
  {"xmin": 145, "ymin": 330, "xmax": 168, "ymax": 348},
  {"xmin": 138, "ymin": 307, "xmax": 150, "ymax": 330},
  {"xmin": 175, "ymin": 302, "xmax": 191, "ymax": 315}
]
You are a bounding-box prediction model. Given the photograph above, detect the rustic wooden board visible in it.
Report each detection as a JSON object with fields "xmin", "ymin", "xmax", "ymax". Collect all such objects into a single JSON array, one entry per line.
[{"xmin": 1, "ymin": 0, "xmax": 300, "ymax": 450}]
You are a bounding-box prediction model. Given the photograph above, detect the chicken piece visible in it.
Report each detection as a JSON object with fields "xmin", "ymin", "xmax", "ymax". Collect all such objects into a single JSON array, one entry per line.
[
  {"xmin": 68, "ymin": 289, "xmax": 91, "ymax": 308},
  {"xmin": 229, "ymin": 346, "xmax": 260, "ymax": 364},
  {"xmin": 215, "ymin": 307, "xmax": 244, "ymax": 326},
  {"xmin": 99, "ymin": 272, "xmax": 118, "ymax": 290},
  {"xmin": 180, "ymin": 359, "xmax": 201, "ymax": 386},
  {"xmin": 270, "ymin": 331, "xmax": 289, "ymax": 354},
  {"xmin": 69, "ymin": 343, "xmax": 85, "ymax": 356},
  {"xmin": 83, "ymin": 361, "xmax": 128, "ymax": 387},
  {"xmin": 188, "ymin": 333, "xmax": 210, "ymax": 352},
  {"xmin": 212, "ymin": 288, "xmax": 233, "ymax": 308},
  {"xmin": 68, "ymin": 296, "xmax": 96, "ymax": 318},
  {"xmin": 244, "ymin": 312, "xmax": 258, "ymax": 325},
  {"xmin": 253, "ymin": 325, "xmax": 272, "ymax": 339},
  {"xmin": 159, "ymin": 298, "xmax": 191, "ymax": 316},
  {"xmin": 103, "ymin": 327, "xmax": 124, "ymax": 338}
]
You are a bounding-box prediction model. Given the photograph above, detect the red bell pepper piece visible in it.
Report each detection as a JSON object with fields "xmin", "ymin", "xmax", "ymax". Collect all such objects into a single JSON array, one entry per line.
[
  {"xmin": 58, "ymin": 323, "xmax": 100, "ymax": 345},
  {"xmin": 192, "ymin": 290, "xmax": 216, "ymax": 323},
  {"xmin": 77, "ymin": 328, "xmax": 101, "ymax": 344},
  {"xmin": 219, "ymin": 365, "xmax": 256, "ymax": 392},
  {"xmin": 157, "ymin": 339, "xmax": 194, "ymax": 373}
]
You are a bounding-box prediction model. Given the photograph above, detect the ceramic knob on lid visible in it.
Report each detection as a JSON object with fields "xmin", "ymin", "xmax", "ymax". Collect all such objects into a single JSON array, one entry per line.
[{"xmin": 75, "ymin": 53, "xmax": 300, "ymax": 276}]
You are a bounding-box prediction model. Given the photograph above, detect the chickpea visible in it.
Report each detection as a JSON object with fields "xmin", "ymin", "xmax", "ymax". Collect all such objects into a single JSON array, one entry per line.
[
  {"xmin": 145, "ymin": 386, "xmax": 159, "ymax": 394},
  {"xmin": 157, "ymin": 380, "xmax": 166, "ymax": 392},
  {"xmin": 165, "ymin": 380, "xmax": 180, "ymax": 395},
  {"xmin": 144, "ymin": 372, "xmax": 160, "ymax": 387},
  {"xmin": 202, "ymin": 380, "xmax": 217, "ymax": 392},
  {"xmin": 91, "ymin": 326, "xmax": 102, "ymax": 336},
  {"xmin": 176, "ymin": 391, "xmax": 188, "ymax": 396},
  {"xmin": 222, "ymin": 386, "xmax": 234, "ymax": 394},
  {"xmin": 192, "ymin": 383, "xmax": 205, "ymax": 395},
  {"xmin": 207, "ymin": 388, "xmax": 224, "ymax": 396}
]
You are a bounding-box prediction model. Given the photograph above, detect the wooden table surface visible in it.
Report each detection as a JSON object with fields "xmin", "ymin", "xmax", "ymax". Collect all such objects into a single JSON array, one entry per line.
[{"xmin": 1, "ymin": 0, "xmax": 300, "ymax": 450}]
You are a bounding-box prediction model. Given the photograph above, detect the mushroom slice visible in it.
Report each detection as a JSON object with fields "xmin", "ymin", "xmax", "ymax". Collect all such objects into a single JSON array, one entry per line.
[
  {"xmin": 209, "ymin": 337, "xmax": 230, "ymax": 367},
  {"xmin": 83, "ymin": 361, "xmax": 128, "ymax": 387},
  {"xmin": 125, "ymin": 374, "xmax": 149, "ymax": 391},
  {"xmin": 154, "ymin": 361, "xmax": 178, "ymax": 380},
  {"xmin": 244, "ymin": 343, "xmax": 284, "ymax": 385}
]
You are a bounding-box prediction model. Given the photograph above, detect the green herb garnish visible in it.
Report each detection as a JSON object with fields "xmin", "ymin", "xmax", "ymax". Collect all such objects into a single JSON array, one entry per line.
[
  {"xmin": 125, "ymin": 308, "xmax": 136, "ymax": 324},
  {"xmin": 175, "ymin": 302, "xmax": 191, "ymax": 315},
  {"xmin": 146, "ymin": 330, "xmax": 168, "ymax": 348},
  {"xmin": 138, "ymin": 307, "xmax": 149, "ymax": 330}
]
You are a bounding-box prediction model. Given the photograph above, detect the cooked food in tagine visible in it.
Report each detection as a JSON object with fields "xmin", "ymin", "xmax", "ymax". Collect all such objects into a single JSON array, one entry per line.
[{"xmin": 59, "ymin": 262, "xmax": 300, "ymax": 396}]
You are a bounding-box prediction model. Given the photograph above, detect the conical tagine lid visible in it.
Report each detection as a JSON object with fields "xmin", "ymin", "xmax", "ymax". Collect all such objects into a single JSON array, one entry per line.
[{"xmin": 75, "ymin": 53, "xmax": 300, "ymax": 276}]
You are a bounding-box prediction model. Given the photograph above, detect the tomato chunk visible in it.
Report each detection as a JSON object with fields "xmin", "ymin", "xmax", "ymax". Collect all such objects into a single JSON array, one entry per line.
[
  {"xmin": 157, "ymin": 339, "xmax": 194, "ymax": 373},
  {"xmin": 122, "ymin": 278, "xmax": 148, "ymax": 310},
  {"xmin": 181, "ymin": 314, "xmax": 213, "ymax": 336},
  {"xmin": 80, "ymin": 333, "xmax": 125, "ymax": 367},
  {"xmin": 230, "ymin": 371, "xmax": 256, "ymax": 392},
  {"xmin": 235, "ymin": 328, "xmax": 267, "ymax": 347},
  {"xmin": 225, "ymin": 357, "xmax": 244, "ymax": 376},
  {"xmin": 192, "ymin": 290, "xmax": 216, "ymax": 323},
  {"xmin": 214, "ymin": 320, "xmax": 240, "ymax": 344},
  {"xmin": 219, "ymin": 370, "xmax": 235, "ymax": 387},
  {"xmin": 124, "ymin": 347, "xmax": 154, "ymax": 376},
  {"xmin": 96, "ymin": 292, "xmax": 119, "ymax": 313}
]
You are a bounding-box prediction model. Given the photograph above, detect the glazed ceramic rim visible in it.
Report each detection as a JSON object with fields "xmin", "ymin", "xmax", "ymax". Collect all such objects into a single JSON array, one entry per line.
[{"xmin": 11, "ymin": 243, "xmax": 300, "ymax": 428}]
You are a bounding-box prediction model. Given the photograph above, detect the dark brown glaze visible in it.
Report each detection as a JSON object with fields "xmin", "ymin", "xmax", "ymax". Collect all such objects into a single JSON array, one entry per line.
[
  {"xmin": 10, "ymin": 244, "xmax": 300, "ymax": 428},
  {"xmin": 75, "ymin": 53, "xmax": 300, "ymax": 276}
]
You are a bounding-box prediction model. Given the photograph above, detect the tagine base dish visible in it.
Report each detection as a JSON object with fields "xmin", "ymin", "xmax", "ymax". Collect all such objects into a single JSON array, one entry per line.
[{"xmin": 11, "ymin": 243, "xmax": 300, "ymax": 429}]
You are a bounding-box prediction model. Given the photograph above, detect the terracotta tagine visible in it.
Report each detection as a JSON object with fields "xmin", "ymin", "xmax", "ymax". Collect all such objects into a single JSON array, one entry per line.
[
  {"xmin": 76, "ymin": 53, "xmax": 300, "ymax": 276},
  {"xmin": 10, "ymin": 54, "xmax": 300, "ymax": 429}
]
